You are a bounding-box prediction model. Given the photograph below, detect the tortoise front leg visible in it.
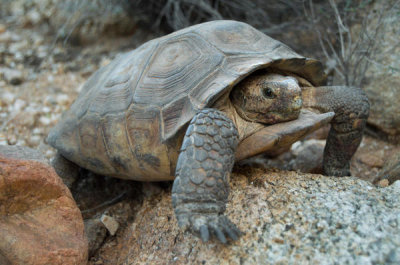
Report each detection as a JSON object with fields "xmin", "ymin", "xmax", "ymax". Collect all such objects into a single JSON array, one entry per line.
[
  {"xmin": 172, "ymin": 109, "xmax": 241, "ymax": 243},
  {"xmin": 302, "ymin": 86, "xmax": 370, "ymax": 176}
]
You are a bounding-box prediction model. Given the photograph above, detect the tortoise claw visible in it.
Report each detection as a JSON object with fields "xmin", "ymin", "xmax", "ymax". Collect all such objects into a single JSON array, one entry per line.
[
  {"xmin": 223, "ymin": 224, "xmax": 240, "ymax": 241},
  {"xmin": 212, "ymin": 226, "xmax": 227, "ymax": 244},
  {"xmin": 187, "ymin": 214, "xmax": 242, "ymax": 243},
  {"xmin": 200, "ymin": 225, "xmax": 210, "ymax": 242}
]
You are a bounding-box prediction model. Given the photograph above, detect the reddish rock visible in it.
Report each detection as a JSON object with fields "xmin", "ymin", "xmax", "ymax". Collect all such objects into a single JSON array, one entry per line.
[
  {"xmin": 0, "ymin": 153, "xmax": 88, "ymax": 265},
  {"xmin": 358, "ymin": 152, "xmax": 385, "ymax": 168}
]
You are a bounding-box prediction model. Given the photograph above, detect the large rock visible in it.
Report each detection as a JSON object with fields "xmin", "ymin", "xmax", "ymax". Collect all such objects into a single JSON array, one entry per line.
[
  {"xmin": 0, "ymin": 146, "xmax": 88, "ymax": 265},
  {"xmin": 90, "ymin": 168, "xmax": 400, "ymax": 264},
  {"xmin": 364, "ymin": 3, "xmax": 400, "ymax": 142}
]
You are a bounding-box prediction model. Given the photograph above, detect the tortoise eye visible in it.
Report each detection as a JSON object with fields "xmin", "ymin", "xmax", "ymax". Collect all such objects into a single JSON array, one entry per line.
[{"xmin": 262, "ymin": 87, "xmax": 276, "ymax": 99}]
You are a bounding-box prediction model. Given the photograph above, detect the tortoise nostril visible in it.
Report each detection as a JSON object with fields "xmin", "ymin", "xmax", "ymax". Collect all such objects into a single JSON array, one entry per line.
[{"xmin": 292, "ymin": 97, "xmax": 303, "ymax": 110}]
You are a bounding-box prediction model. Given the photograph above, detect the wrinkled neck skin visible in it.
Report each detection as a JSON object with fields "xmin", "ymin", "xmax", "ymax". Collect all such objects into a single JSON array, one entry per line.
[{"xmin": 212, "ymin": 92, "xmax": 265, "ymax": 142}]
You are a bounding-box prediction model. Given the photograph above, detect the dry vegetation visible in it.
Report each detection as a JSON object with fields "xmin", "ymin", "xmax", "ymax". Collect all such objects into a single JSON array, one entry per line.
[
  {"xmin": 305, "ymin": 0, "xmax": 400, "ymax": 87},
  {"xmin": 52, "ymin": 0, "xmax": 399, "ymax": 87}
]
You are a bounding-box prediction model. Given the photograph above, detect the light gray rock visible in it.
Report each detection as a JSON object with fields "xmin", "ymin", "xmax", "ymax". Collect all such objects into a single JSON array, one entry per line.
[
  {"xmin": 100, "ymin": 214, "xmax": 119, "ymax": 236},
  {"xmin": 0, "ymin": 144, "xmax": 48, "ymax": 164},
  {"xmin": 241, "ymin": 139, "xmax": 326, "ymax": 174},
  {"xmin": 93, "ymin": 169, "xmax": 400, "ymax": 264},
  {"xmin": 364, "ymin": 3, "xmax": 400, "ymax": 142}
]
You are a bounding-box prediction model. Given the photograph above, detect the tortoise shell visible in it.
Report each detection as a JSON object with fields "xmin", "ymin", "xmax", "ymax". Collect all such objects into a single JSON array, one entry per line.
[{"xmin": 48, "ymin": 20, "xmax": 328, "ymax": 181}]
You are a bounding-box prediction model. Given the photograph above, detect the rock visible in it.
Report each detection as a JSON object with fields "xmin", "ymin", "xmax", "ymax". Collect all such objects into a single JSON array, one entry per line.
[
  {"xmin": 25, "ymin": 9, "xmax": 42, "ymax": 25},
  {"xmin": 288, "ymin": 139, "xmax": 325, "ymax": 173},
  {"xmin": 0, "ymin": 145, "xmax": 48, "ymax": 164},
  {"xmin": 101, "ymin": 214, "xmax": 119, "ymax": 236},
  {"xmin": 90, "ymin": 168, "xmax": 400, "ymax": 264},
  {"xmin": 84, "ymin": 218, "xmax": 108, "ymax": 258},
  {"xmin": 376, "ymin": 179, "xmax": 389, "ymax": 188},
  {"xmin": 56, "ymin": 93, "xmax": 70, "ymax": 106},
  {"xmin": 1, "ymin": 91, "xmax": 16, "ymax": 105},
  {"xmin": 12, "ymin": 98, "xmax": 26, "ymax": 112},
  {"xmin": 373, "ymin": 151, "xmax": 400, "ymax": 185},
  {"xmin": 83, "ymin": 200, "xmax": 140, "ymax": 259},
  {"xmin": 0, "ymin": 67, "xmax": 24, "ymax": 85},
  {"xmin": 358, "ymin": 152, "xmax": 385, "ymax": 168},
  {"xmin": 364, "ymin": 3, "xmax": 400, "ymax": 142},
  {"xmin": 243, "ymin": 139, "xmax": 325, "ymax": 174},
  {"xmin": 0, "ymin": 147, "xmax": 88, "ymax": 265},
  {"xmin": 39, "ymin": 116, "xmax": 51, "ymax": 125}
]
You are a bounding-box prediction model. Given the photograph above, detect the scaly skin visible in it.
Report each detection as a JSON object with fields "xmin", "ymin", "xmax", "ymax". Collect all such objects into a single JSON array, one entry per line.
[
  {"xmin": 302, "ymin": 86, "xmax": 370, "ymax": 176},
  {"xmin": 172, "ymin": 109, "xmax": 241, "ymax": 243}
]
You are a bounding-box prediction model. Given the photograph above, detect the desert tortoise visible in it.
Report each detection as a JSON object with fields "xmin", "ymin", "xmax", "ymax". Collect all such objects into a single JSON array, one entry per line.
[{"xmin": 48, "ymin": 20, "xmax": 369, "ymax": 243}]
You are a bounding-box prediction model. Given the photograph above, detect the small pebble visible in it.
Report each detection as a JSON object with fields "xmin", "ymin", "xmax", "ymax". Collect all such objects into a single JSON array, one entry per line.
[
  {"xmin": 45, "ymin": 149, "xmax": 55, "ymax": 159},
  {"xmin": 26, "ymin": 10, "xmax": 41, "ymax": 25},
  {"xmin": 100, "ymin": 214, "xmax": 119, "ymax": 236},
  {"xmin": 56, "ymin": 94, "xmax": 70, "ymax": 106},
  {"xmin": 377, "ymin": 179, "xmax": 389, "ymax": 188},
  {"xmin": 2, "ymin": 92, "xmax": 15, "ymax": 105},
  {"xmin": 32, "ymin": 128, "xmax": 42, "ymax": 134},
  {"xmin": 44, "ymin": 95, "xmax": 57, "ymax": 105},
  {"xmin": 28, "ymin": 135, "xmax": 42, "ymax": 146},
  {"xmin": 15, "ymin": 111, "xmax": 36, "ymax": 127},
  {"xmin": 39, "ymin": 116, "xmax": 51, "ymax": 126},
  {"xmin": 13, "ymin": 99, "xmax": 26, "ymax": 112},
  {"xmin": 42, "ymin": 106, "xmax": 51, "ymax": 113}
]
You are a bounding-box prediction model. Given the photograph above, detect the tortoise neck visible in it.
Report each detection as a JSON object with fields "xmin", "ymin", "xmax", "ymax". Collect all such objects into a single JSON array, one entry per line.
[{"xmin": 211, "ymin": 92, "xmax": 265, "ymax": 142}]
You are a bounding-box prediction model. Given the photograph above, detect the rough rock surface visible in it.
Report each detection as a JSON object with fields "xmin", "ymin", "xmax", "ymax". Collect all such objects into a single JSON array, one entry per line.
[
  {"xmin": 0, "ymin": 149, "xmax": 88, "ymax": 265},
  {"xmin": 90, "ymin": 168, "xmax": 400, "ymax": 265},
  {"xmin": 364, "ymin": 3, "xmax": 400, "ymax": 142}
]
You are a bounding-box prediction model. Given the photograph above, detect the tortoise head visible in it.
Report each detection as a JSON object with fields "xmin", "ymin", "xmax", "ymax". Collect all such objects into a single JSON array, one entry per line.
[{"xmin": 230, "ymin": 72, "xmax": 302, "ymax": 124}]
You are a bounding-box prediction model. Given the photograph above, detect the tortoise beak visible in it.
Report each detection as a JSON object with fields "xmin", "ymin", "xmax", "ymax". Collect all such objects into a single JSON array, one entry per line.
[{"xmin": 235, "ymin": 110, "xmax": 334, "ymax": 161}]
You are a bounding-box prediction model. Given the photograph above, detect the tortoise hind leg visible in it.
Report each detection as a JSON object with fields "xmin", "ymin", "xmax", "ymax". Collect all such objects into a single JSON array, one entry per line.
[
  {"xmin": 172, "ymin": 108, "xmax": 241, "ymax": 243},
  {"xmin": 302, "ymin": 86, "xmax": 370, "ymax": 176}
]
